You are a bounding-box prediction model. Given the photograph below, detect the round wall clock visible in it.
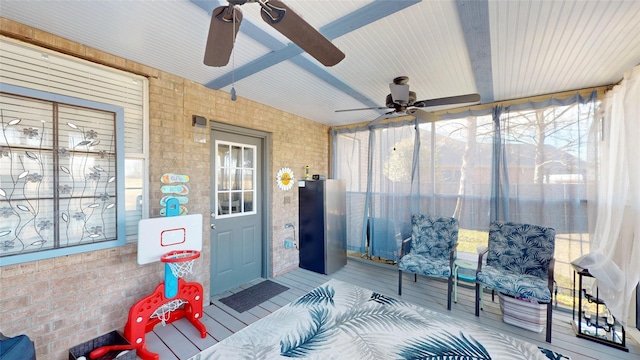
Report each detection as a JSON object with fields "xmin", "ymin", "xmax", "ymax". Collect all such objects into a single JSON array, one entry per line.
[{"xmin": 276, "ymin": 167, "xmax": 295, "ymax": 191}]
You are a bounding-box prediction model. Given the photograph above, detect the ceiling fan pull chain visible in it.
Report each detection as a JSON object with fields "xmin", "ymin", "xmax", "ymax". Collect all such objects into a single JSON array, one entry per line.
[{"xmin": 231, "ymin": 5, "xmax": 237, "ymax": 101}]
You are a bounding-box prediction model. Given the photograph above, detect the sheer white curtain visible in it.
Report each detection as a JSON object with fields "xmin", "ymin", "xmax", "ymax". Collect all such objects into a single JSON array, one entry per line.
[
  {"xmin": 332, "ymin": 123, "xmax": 416, "ymax": 259},
  {"xmin": 333, "ymin": 129, "xmax": 370, "ymax": 254},
  {"xmin": 573, "ymin": 64, "xmax": 640, "ymax": 326}
]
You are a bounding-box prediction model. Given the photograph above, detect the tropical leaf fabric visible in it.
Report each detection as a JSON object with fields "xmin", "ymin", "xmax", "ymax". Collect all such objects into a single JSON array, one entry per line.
[
  {"xmin": 195, "ymin": 279, "xmax": 569, "ymax": 360},
  {"xmin": 397, "ymin": 215, "xmax": 458, "ymax": 278},
  {"xmin": 477, "ymin": 221, "xmax": 556, "ymax": 303}
]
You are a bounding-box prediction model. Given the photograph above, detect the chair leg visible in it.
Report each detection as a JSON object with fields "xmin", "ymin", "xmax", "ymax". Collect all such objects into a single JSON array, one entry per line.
[
  {"xmin": 447, "ymin": 275, "xmax": 452, "ymax": 310},
  {"xmin": 453, "ymin": 265, "xmax": 458, "ymax": 303},
  {"xmin": 475, "ymin": 283, "xmax": 481, "ymax": 316},
  {"xmin": 546, "ymin": 301, "xmax": 553, "ymax": 343},
  {"xmin": 398, "ymin": 270, "xmax": 402, "ymax": 295}
]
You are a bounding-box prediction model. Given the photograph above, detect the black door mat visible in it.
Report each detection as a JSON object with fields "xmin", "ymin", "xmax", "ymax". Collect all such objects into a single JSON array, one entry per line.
[{"xmin": 218, "ymin": 280, "xmax": 290, "ymax": 313}]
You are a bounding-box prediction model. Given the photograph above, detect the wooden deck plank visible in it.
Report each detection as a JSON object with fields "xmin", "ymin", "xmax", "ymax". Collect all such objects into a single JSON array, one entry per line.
[
  {"xmin": 155, "ymin": 258, "xmax": 639, "ymax": 360},
  {"xmin": 152, "ymin": 323, "xmax": 200, "ymax": 359},
  {"xmin": 198, "ymin": 315, "xmax": 230, "ymax": 342},
  {"xmin": 265, "ymin": 293, "xmax": 292, "ymax": 307},
  {"xmin": 256, "ymin": 299, "xmax": 283, "ymax": 312},
  {"xmin": 213, "ymin": 301, "xmax": 261, "ymax": 325},
  {"xmin": 172, "ymin": 318, "xmax": 218, "ymax": 351},
  {"xmin": 247, "ymin": 305, "xmax": 271, "ymax": 318},
  {"xmin": 203, "ymin": 304, "xmax": 247, "ymax": 332},
  {"xmin": 144, "ymin": 330, "xmax": 179, "ymax": 360}
]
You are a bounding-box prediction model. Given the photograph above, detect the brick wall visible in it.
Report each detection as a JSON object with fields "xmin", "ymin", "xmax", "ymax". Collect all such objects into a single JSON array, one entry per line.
[{"xmin": 0, "ymin": 18, "xmax": 328, "ymax": 359}]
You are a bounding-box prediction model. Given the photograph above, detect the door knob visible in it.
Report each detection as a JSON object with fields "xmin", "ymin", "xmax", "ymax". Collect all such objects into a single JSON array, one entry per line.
[{"xmin": 210, "ymin": 224, "xmax": 216, "ymax": 230}]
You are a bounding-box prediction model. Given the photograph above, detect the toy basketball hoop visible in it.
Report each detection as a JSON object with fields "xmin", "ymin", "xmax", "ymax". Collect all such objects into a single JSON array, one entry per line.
[{"xmin": 161, "ymin": 250, "xmax": 200, "ymax": 278}]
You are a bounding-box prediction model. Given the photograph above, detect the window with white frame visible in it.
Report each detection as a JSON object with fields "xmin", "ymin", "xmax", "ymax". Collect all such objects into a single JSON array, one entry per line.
[{"xmin": 0, "ymin": 37, "xmax": 148, "ymax": 265}]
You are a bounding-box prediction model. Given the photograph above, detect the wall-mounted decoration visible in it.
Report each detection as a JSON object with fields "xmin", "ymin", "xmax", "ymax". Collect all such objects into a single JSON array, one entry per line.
[
  {"xmin": 161, "ymin": 173, "xmax": 190, "ymax": 184},
  {"xmin": 276, "ymin": 167, "xmax": 295, "ymax": 191},
  {"xmin": 159, "ymin": 172, "xmax": 190, "ymax": 216}
]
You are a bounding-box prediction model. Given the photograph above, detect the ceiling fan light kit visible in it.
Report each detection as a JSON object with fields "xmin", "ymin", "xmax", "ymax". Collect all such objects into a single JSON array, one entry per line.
[
  {"xmin": 204, "ymin": 0, "xmax": 345, "ymax": 67},
  {"xmin": 389, "ymin": 84, "xmax": 410, "ymax": 104}
]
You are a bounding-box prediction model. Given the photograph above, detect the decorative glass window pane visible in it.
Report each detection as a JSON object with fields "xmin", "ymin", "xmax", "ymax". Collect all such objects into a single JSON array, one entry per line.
[{"xmin": 0, "ymin": 86, "xmax": 124, "ymax": 264}]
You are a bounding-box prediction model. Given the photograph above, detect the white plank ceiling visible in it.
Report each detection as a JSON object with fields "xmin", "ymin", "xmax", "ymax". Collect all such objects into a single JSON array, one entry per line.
[{"xmin": 1, "ymin": 0, "xmax": 639, "ymax": 127}]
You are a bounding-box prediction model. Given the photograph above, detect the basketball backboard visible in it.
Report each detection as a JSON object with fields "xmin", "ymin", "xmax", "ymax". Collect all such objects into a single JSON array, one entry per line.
[{"xmin": 137, "ymin": 213, "xmax": 203, "ymax": 264}]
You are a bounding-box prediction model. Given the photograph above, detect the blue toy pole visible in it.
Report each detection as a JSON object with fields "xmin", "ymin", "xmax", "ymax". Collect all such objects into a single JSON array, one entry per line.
[{"xmin": 163, "ymin": 197, "xmax": 180, "ymax": 299}]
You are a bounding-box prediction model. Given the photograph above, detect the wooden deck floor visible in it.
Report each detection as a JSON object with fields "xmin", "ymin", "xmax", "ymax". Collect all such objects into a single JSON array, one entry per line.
[{"xmin": 147, "ymin": 258, "xmax": 640, "ymax": 360}]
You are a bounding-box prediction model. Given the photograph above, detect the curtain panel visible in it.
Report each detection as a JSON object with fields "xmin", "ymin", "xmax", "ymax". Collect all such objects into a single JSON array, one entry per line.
[
  {"xmin": 332, "ymin": 92, "xmax": 598, "ymax": 300},
  {"xmin": 573, "ymin": 65, "xmax": 640, "ymax": 326}
]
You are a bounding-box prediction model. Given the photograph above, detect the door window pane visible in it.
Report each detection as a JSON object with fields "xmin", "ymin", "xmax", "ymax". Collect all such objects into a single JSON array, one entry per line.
[
  {"xmin": 218, "ymin": 192, "xmax": 230, "ymax": 215},
  {"xmin": 243, "ymin": 191, "xmax": 253, "ymax": 212},
  {"xmin": 230, "ymin": 145, "xmax": 241, "ymax": 167},
  {"xmin": 243, "ymin": 170, "xmax": 254, "ymax": 190},
  {"xmin": 231, "ymin": 192, "xmax": 241, "ymax": 214},
  {"xmin": 243, "ymin": 147, "xmax": 254, "ymax": 168},
  {"xmin": 215, "ymin": 140, "xmax": 256, "ymax": 218}
]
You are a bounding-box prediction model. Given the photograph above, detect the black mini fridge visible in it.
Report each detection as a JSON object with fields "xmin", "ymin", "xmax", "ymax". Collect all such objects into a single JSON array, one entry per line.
[{"xmin": 298, "ymin": 179, "xmax": 347, "ymax": 274}]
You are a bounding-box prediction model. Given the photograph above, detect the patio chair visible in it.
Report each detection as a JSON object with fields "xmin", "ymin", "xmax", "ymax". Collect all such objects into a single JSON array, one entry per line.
[
  {"xmin": 475, "ymin": 221, "xmax": 556, "ymax": 343},
  {"xmin": 398, "ymin": 215, "xmax": 459, "ymax": 310}
]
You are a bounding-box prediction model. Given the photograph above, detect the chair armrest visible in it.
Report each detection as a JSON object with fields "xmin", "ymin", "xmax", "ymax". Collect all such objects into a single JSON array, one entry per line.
[
  {"xmin": 547, "ymin": 258, "xmax": 555, "ymax": 292},
  {"xmin": 399, "ymin": 237, "xmax": 412, "ymax": 258},
  {"xmin": 476, "ymin": 246, "xmax": 489, "ymax": 273}
]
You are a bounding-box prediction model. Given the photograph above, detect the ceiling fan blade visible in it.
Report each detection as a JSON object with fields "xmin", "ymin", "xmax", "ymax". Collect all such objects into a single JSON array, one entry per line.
[
  {"xmin": 406, "ymin": 108, "xmax": 439, "ymax": 123},
  {"xmin": 204, "ymin": 6, "xmax": 243, "ymax": 67},
  {"xmin": 260, "ymin": 0, "xmax": 345, "ymax": 66},
  {"xmin": 413, "ymin": 93, "xmax": 481, "ymax": 108},
  {"xmin": 367, "ymin": 111, "xmax": 396, "ymax": 126},
  {"xmin": 335, "ymin": 106, "xmax": 388, "ymax": 113}
]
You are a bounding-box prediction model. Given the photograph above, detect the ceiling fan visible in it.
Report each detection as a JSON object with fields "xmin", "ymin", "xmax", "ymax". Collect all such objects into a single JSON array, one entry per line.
[
  {"xmin": 204, "ymin": 0, "xmax": 345, "ymax": 67},
  {"xmin": 336, "ymin": 76, "xmax": 481, "ymax": 121}
]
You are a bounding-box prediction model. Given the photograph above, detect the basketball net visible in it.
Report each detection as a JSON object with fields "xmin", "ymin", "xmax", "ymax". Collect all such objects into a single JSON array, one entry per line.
[
  {"xmin": 167, "ymin": 259, "xmax": 195, "ymax": 278},
  {"xmin": 151, "ymin": 299, "xmax": 186, "ymax": 326},
  {"xmin": 162, "ymin": 250, "xmax": 199, "ymax": 278}
]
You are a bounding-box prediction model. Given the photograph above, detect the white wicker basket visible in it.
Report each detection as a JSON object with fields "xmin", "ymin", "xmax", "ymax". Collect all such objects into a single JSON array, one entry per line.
[{"xmin": 499, "ymin": 293, "xmax": 546, "ymax": 333}]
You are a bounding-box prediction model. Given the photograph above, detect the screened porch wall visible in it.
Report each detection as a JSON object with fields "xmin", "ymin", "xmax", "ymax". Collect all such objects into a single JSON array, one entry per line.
[{"xmin": 332, "ymin": 94, "xmax": 597, "ymax": 304}]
